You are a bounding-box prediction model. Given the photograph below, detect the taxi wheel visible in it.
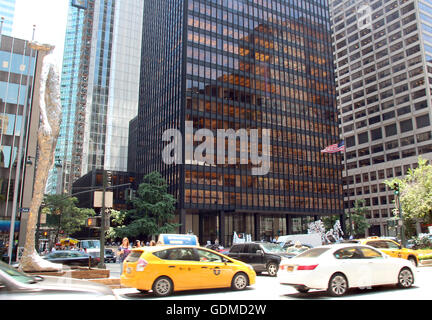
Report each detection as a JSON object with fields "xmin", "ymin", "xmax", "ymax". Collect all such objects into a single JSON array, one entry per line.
[
  {"xmin": 152, "ymin": 276, "xmax": 174, "ymax": 297},
  {"xmin": 397, "ymin": 268, "xmax": 414, "ymax": 289},
  {"xmin": 231, "ymin": 272, "xmax": 249, "ymax": 291}
]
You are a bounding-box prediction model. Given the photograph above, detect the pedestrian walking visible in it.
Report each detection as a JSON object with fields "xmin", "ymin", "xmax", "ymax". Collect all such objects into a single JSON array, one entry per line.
[
  {"xmin": 117, "ymin": 237, "xmax": 131, "ymax": 275},
  {"xmin": 134, "ymin": 240, "xmax": 141, "ymax": 248}
]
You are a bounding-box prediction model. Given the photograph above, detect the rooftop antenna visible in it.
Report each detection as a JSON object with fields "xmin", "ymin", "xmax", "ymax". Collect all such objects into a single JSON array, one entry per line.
[
  {"xmin": 0, "ymin": 17, "xmax": 4, "ymax": 35},
  {"xmin": 32, "ymin": 24, "xmax": 36, "ymax": 41}
]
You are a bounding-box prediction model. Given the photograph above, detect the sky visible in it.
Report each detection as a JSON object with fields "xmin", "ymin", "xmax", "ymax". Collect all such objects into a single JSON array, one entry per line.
[{"xmin": 12, "ymin": 0, "xmax": 69, "ymax": 63}]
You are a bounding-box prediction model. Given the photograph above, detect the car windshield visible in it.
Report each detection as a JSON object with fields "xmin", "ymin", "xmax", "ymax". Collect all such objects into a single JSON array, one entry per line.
[
  {"xmin": 0, "ymin": 261, "xmax": 38, "ymax": 284},
  {"xmin": 286, "ymin": 246, "xmax": 310, "ymax": 254},
  {"xmin": 260, "ymin": 243, "xmax": 286, "ymax": 253},
  {"xmin": 295, "ymin": 248, "xmax": 330, "ymax": 258},
  {"xmin": 81, "ymin": 240, "xmax": 100, "ymax": 249}
]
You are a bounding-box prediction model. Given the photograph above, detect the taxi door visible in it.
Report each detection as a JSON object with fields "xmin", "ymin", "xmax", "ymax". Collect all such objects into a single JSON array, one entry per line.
[
  {"xmin": 194, "ymin": 248, "xmax": 236, "ymax": 289},
  {"xmin": 366, "ymin": 240, "xmax": 399, "ymax": 259},
  {"xmin": 160, "ymin": 248, "xmax": 202, "ymax": 290}
]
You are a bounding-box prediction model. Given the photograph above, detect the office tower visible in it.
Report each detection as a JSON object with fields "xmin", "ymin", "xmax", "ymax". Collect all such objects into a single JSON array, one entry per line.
[
  {"xmin": 0, "ymin": 34, "xmax": 45, "ymax": 248},
  {"xmin": 135, "ymin": 0, "xmax": 343, "ymax": 245},
  {"xmin": 47, "ymin": 0, "xmax": 143, "ymax": 194},
  {"xmin": 330, "ymin": 0, "xmax": 432, "ymax": 236},
  {"xmin": 0, "ymin": 0, "xmax": 16, "ymax": 36}
]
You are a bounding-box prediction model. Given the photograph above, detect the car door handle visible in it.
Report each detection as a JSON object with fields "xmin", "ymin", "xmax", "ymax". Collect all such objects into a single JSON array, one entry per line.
[
  {"xmin": 201, "ymin": 266, "xmax": 208, "ymax": 269},
  {"xmin": 168, "ymin": 266, "xmax": 176, "ymax": 268}
]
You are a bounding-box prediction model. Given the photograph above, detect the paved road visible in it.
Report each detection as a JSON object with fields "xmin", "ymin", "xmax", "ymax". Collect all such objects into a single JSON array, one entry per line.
[{"xmin": 112, "ymin": 265, "xmax": 432, "ymax": 300}]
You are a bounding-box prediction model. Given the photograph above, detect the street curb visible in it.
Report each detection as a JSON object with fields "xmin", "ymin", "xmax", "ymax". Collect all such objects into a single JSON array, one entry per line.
[{"xmin": 88, "ymin": 278, "xmax": 129, "ymax": 289}]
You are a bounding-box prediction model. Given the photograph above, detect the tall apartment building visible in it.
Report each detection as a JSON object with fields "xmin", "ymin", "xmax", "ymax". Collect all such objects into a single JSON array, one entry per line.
[
  {"xmin": 47, "ymin": 0, "xmax": 143, "ymax": 194},
  {"xmin": 0, "ymin": 0, "xmax": 16, "ymax": 36},
  {"xmin": 330, "ymin": 0, "xmax": 432, "ymax": 236},
  {"xmin": 134, "ymin": 0, "xmax": 344, "ymax": 245}
]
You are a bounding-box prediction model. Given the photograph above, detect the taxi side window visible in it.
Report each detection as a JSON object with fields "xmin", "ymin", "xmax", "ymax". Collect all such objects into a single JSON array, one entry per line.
[
  {"xmin": 154, "ymin": 248, "xmax": 198, "ymax": 261},
  {"xmin": 366, "ymin": 241, "xmax": 388, "ymax": 249},
  {"xmin": 386, "ymin": 241, "xmax": 400, "ymax": 249},
  {"xmin": 196, "ymin": 249, "xmax": 223, "ymax": 262}
]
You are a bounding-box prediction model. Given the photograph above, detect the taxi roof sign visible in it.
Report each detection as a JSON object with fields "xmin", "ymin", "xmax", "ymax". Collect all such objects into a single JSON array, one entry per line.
[{"xmin": 158, "ymin": 234, "xmax": 199, "ymax": 246}]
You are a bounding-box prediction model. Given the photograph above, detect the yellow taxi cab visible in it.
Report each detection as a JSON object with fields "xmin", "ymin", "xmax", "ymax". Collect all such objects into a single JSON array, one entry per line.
[
  {"xmin": 120, "ymin": 245, "xmax": 256, "ymax": 296},
  {"xmin": 349, "ymin": 237, "xmax": 419, "ymax": 266}
]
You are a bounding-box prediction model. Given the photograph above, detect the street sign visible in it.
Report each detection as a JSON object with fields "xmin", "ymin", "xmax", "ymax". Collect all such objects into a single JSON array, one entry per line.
[{"xmin": 93, "ymin": 191, "xmax": 113, "ymax": 208}]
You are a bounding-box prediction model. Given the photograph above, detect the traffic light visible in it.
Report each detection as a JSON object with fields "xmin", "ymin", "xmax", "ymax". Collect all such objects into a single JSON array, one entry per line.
[
  {"xmin": 393, "ymin": 183, "xmax": 400, "ymax": 195},
  {"xmin": 86, "ymin": 217, "xmax": 100, "ymax": 227}
]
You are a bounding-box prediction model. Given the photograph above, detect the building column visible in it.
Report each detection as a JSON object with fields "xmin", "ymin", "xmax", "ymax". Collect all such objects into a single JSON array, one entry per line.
[
  {"xmin": 254, "ymin": 213, "xmax": 260, "ymax": 241},
  {"xmin": 219, "ymin": 210, "xmax": 225, "ymax": 247},
  {"xmin": 286, "ymin": 214, "xmax": 292, "ymax": 234},
  {"xmin": 180, "ymin": 209, "xmax": 186, "ymax": 234}
]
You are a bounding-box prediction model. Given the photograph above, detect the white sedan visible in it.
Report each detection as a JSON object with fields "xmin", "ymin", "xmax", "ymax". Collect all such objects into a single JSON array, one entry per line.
[{"xmin": 278, "ymin": 244, "xmax": 415, "ymax": 297}]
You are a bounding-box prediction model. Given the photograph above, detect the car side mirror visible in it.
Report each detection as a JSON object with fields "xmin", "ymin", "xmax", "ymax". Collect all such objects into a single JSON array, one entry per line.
[{"xmin": 256, "ymin": 250, "xmax": 264, "ymax": 255}]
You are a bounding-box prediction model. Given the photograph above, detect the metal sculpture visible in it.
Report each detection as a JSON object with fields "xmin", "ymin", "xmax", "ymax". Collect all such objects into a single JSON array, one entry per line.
[{"xmin": 19, "ymin": 43, "xmax": 63, "ymax": 272}]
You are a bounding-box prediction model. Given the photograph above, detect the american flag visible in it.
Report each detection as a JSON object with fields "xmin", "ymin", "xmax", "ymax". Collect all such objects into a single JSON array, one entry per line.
[{"xmin": 321, "ymin": 141, "xmax": 345, "ymax": 153}]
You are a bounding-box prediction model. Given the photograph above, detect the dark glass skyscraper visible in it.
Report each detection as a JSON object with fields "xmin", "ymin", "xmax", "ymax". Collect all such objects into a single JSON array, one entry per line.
[{"xmin": 136, "ymin": 0, "xmax": 343, "ymax": 245}]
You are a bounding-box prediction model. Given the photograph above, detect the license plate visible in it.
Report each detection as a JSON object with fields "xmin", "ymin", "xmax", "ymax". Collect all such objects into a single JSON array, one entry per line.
[
  {"xmin": 126, "ymin": 267, "xmax": 132, "ymax": 274},
  {"xmin": 287, "ymin": 266, "xmax": 294, "ymax": 272}
]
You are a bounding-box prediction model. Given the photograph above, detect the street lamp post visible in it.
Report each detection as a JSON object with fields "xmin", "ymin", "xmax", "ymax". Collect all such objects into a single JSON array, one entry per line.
[
  {"xmin": 98, "ymin": 170, "xmax": 107, "ymax": 269},
  {"xmin": 393, "ymin": 183, "xmax": 405, "ymax": 247}
]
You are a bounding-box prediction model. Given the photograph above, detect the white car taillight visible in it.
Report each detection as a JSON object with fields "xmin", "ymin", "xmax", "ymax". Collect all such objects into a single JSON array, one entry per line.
[
  {"xmin": 297, "ymin": 264, "xmax": 318, "ymax": 271},
  {"xmin": 136, "ymin": 258, "xmax": 148, "ymax": 272}
]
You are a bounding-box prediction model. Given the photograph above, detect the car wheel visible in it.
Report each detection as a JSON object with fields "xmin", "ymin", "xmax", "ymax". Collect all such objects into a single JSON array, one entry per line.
[
  {"xmin": 327, "ymin": 273, "xmax": 348, "ymax": 297},
  {"xmin": 266, "ymin": 262, "xmax": 278, "ymax": 277},
  {"xmin": 397, "ymin": 268, "xmax": 414, "ymax": 289},
  {"xmin": 152, "ymin": 276, "xmax": 174, "ymax": 297},
  {"xmin": 231, "ymin": 272, "xmax": 249, "ymax": 291},
  {"xmin": 407, "ymin": 256, "xmax": 417, "ymax": 267},
  {"xmin": 295, "ymin": 286, "xmax": 310, "ymax": 294}
]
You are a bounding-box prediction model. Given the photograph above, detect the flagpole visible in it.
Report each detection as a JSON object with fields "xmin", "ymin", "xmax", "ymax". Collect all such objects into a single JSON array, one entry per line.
[{"xmin": 343, "ymin": 144, "xmax": 353, "ymax": 238}]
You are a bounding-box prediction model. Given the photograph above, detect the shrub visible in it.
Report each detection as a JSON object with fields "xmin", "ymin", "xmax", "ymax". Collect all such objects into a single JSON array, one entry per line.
[
  {"xmin": 419, "ymin": 253, "xmax": 432, "ymax": 260},
  {"xmin": 410, "ymin": 235, "xmax": 432, "ymax": 249}
]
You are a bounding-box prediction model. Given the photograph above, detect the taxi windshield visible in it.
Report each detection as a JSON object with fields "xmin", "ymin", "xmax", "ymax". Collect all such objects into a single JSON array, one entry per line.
[{"xmin": 261, "ymin": 243, "xmax": 285, "ymax": 253}]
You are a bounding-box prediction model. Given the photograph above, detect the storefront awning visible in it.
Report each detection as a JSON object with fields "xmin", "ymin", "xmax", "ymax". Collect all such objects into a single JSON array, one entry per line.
[{"xmin": 0, "ymin": 221, "xmax": 20, "ymax": 232}]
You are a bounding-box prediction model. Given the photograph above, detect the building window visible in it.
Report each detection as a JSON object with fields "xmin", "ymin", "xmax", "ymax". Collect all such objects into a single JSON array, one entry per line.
[
  {"xmin": 371, "ymin": 128, "xmax": 382, "ymax": 140},
  {"xmin": 416, "ymin": 114, "xmax": 430, "ymax": 129},
  {"xmin": 358, "ymin": 132, "xmax": 369, "ymax": 144},
  {"xmin": 417, "ymin": 131, "xmax": 432, "ymax": 143},
  {"xmin": 385, "ymin": 123, "xmax": 397, "ymax": 136},
  {"xmin": 400, "ymin": 119, "xmax": 413, "ymax": 133}
]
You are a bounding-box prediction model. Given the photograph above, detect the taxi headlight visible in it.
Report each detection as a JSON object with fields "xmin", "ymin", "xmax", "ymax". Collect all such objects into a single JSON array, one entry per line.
[{"xmin": 245, "ymin": 264, "xmax": 254, "ymax": 271}]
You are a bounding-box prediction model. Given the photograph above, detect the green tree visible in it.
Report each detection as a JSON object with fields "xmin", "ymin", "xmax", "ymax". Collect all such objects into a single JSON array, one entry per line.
[
  {"xmin": 108, "ymin": 171, "xmax": 179, "ymax": 239},
  {"xmin": 385, "ymin": 157, "xmax": 432, "ymax": 236},
  {"xmin": 322, "ymin": 200, "xmax": 370, "ymax": 237},
  {"xmin": 43, "ymin": 194, "xmax": 95, "ymax": 242},
  {"xmin": 350, "ymin": 199, "xmax": 370, "ymax": 237}
]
